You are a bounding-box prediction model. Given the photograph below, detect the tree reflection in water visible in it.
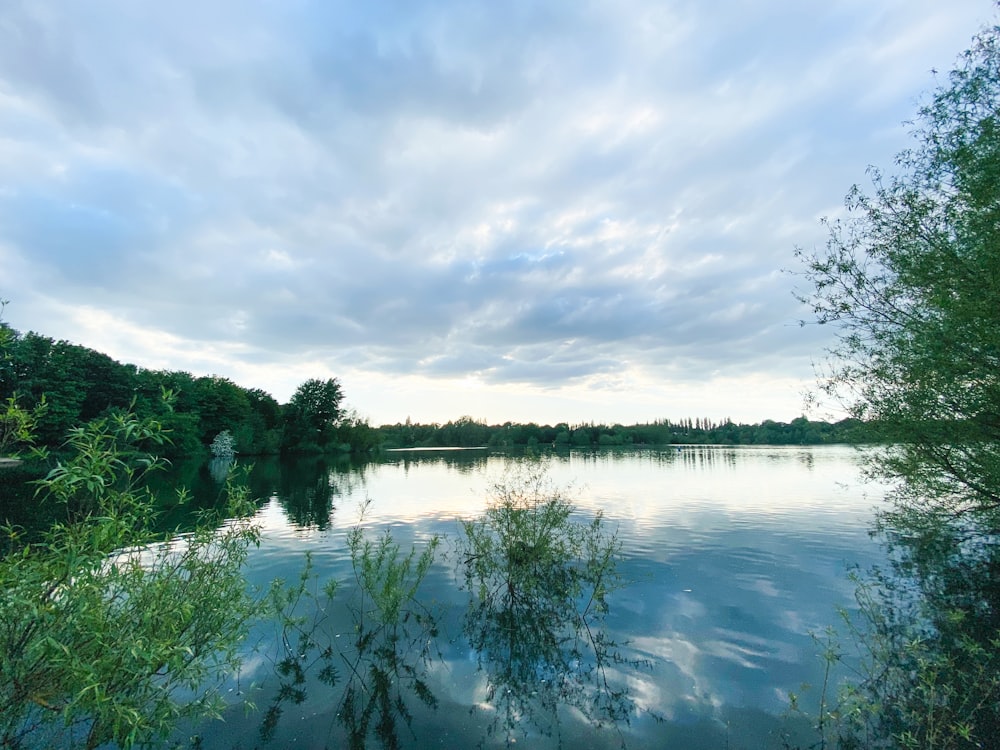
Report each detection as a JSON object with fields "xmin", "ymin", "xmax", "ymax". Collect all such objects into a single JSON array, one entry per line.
[
  {"xmin": 256, "ymin": 468, "xmax": 655, "ymax": 749},
  {"xmin": 337, "ymin": 522, "xmax": 440, "ymax": 749},
  {"xmin": 272, "ymin": 456, "xmax": 371, "ymax": 530},
  {"xmin": 460, "ymin": 465, "xmax": 656, "ymax": 747},
  {"xmin": 261, "ymin": 502, "xmax": 440, "ymax": 750}
]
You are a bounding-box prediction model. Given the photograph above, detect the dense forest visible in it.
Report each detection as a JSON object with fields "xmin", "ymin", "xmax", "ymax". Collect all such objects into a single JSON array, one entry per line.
[{"xmin": 0, "ymin": 322, "xmax": 379, "ymax": 457}]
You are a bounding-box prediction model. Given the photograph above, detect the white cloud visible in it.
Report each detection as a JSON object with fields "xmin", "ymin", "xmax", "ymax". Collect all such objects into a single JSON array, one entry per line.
[{"xmin": 0, "ymin": 0, "xmax": 992, "ymax": 423}]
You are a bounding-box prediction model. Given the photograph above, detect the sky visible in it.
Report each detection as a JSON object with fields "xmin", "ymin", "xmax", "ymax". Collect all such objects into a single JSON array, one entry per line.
[{"xmin": 0, "ymin": 0, "xmax": 993, "ymax": 426}]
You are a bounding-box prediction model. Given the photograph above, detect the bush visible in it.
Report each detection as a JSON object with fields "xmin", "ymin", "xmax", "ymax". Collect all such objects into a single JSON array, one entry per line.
[{"xmin": 0, "ymin": 411, "xmax": 262, "ymax": 749}]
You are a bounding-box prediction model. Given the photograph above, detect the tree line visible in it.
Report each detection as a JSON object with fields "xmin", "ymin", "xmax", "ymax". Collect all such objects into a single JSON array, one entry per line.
[
  {"xmin": 0, "ymin": 320, "xmax": 871, "ymax": 460},
  {"xmin": 377, "ymin": 414, "xmax": 869, "ymax": 449},
  {"xmin": 0, "ymin": 322, "xmax": 378, "ymax": 457}
]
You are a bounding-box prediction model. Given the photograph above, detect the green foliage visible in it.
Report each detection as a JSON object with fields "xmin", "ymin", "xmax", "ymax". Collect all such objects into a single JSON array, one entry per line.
[
  {"xmin": 337, "ymin": 517, "xmax": 440, "ymax": 749},
  {"xmin": 0, "ymin": 410, "xmax": 262, "ymax": 749},
  {"xmin": 796, "ymin": 14, "xmax": 1000, "ymax": 749},
  {"xmin": 438, "ymin": 415, "xmax": 489, "ymax": 447},
  {"xmin": 377, "ymin": 416, "xmax": 869, "ymax": 449},
  {"xmin": 346, "ymin": 517, "xmax": 438, "ymax": 630},
  {"xmin": 260, "ymin": 508, "xmax": 440, "ymax": 749},
  {"xmin": 0, "ymin": 330, "xmax": 138, "ymax": 445},
  {"xmin": 842, "ymin": 571, "xmax": 1000, "ymax": 750},
  {"xmin": 258, "ymin": 552, "xmax": 339, "ymax": 742},
  {"xmin": 0, "ymin": 315, "xmax": 375, "ymax": 458},
  {"xmin": 191, "ymin": 377, "xmax": 251, "ymax": 446},
  {"xmin": 788, "ymin": 569, "xmax": 1000, "ymax": 750},
  {"xmin": 333, "ymin": 409, "xmax": 381, "ymax": 454},
  {"xmin": 797, "ymin": 16, "xmax": 1000, "ymax": 523},
  {"xmin": 0, "ymin": 394, "xmax": 47, "ymax": 459},
  {"xmin": 459, "ymin": 464, "xmax": 651, "ymax": 745},
  {"xmin": 240, "ymin": 388, "xmax": 283, "ymax": 455},
  {"xmin": 282, "ymin": 378, "xmax": 345, "ymax": 453},
  {"xmin": 0, "ymin": 305, "xmax": 35, "ymax": 460}
]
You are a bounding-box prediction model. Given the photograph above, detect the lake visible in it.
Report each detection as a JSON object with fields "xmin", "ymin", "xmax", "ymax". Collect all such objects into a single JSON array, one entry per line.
[{"xmin": 184, "ymin": 445, "xmax": 889, "ymax": 750}]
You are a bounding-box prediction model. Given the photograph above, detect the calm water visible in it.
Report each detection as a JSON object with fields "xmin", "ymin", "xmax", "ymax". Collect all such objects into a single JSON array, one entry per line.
[{"xmin": 186, "ymin": 445, "xmax": 888, "ymax": 750}]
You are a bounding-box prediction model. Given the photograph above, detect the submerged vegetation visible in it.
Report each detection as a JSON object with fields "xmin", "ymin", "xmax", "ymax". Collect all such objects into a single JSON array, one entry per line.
[
  {"xmin": 0, "ymin": 339, "xmax": 649, "ymax": 749},
  {"xmin": 221, "ymin": 464, "xmax": 650, "ymax": 750},
  {"xmin": 259, "ymin": 512, "xmax": 441, "ymax": 750},
  {"xmin": 459, "ymin": 464, "xmax": 654, "ymax": 746}
]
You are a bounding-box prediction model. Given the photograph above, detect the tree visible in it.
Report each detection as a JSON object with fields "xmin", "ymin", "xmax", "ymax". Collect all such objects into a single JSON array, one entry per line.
[
  {"xmin": 0, "ymin": 408, "xmax": 263, "ymax": 749},
  {"xmin": 799, "ymin": 17, "xmax": 1000, "ymax": 522},
  {"xmin": 1, "ymin": 333, "xmax": 90, "ymax": 444},
  {"xmin": 334, "ymin": 408, "xmax": 381, "ymax": 453},
  {"xmin": 192, "ymin": 376, "xmax": 251, "ymax": 446},
  {"xmin": 282, "ymin": 378, "xmax": 345, "ymax": 452},
  {"xmin": 243, "ymin": 388, "xmax": 283, "ymax": 454},
  {"xmin": 440, "ymin": 415, "xmax": 488, "ymax": 447},
  {"xmin": 0, "ymin": 302, "xmax": 47, "ymax": 460},
  {"xmin": 797, "ymin": 15, "xmax": 1000, "ymax": 748}
]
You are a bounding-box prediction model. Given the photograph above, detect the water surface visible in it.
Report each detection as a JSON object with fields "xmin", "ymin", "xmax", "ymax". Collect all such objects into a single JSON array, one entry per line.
[{"xmin": 189, "ymin": 445, "xmax": 887, "ymax": 749}]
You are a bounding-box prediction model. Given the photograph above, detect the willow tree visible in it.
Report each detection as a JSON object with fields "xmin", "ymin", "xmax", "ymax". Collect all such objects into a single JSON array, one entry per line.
[
  {"xmin": 0, "ymin": 409, "xmax": 263, "ymax": 749},
  {"xmin": 797, "ymin": 14, "xmax": 1000, "ymax": 749},
  {"xmin": 799, "ymin": 19, "xmax": 1000, "ymax": 525}
]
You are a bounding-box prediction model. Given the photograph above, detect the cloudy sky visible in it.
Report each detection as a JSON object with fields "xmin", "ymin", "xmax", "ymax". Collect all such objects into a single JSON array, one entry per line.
[{"xmin": 0, "ymin": 1, "xmax": 992, "ymax": 426}]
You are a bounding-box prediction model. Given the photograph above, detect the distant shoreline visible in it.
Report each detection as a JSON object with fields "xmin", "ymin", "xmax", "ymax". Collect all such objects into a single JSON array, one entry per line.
[{"xmin": 384, "ymin": 446, "xmax": 488, "ymax": 452}]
